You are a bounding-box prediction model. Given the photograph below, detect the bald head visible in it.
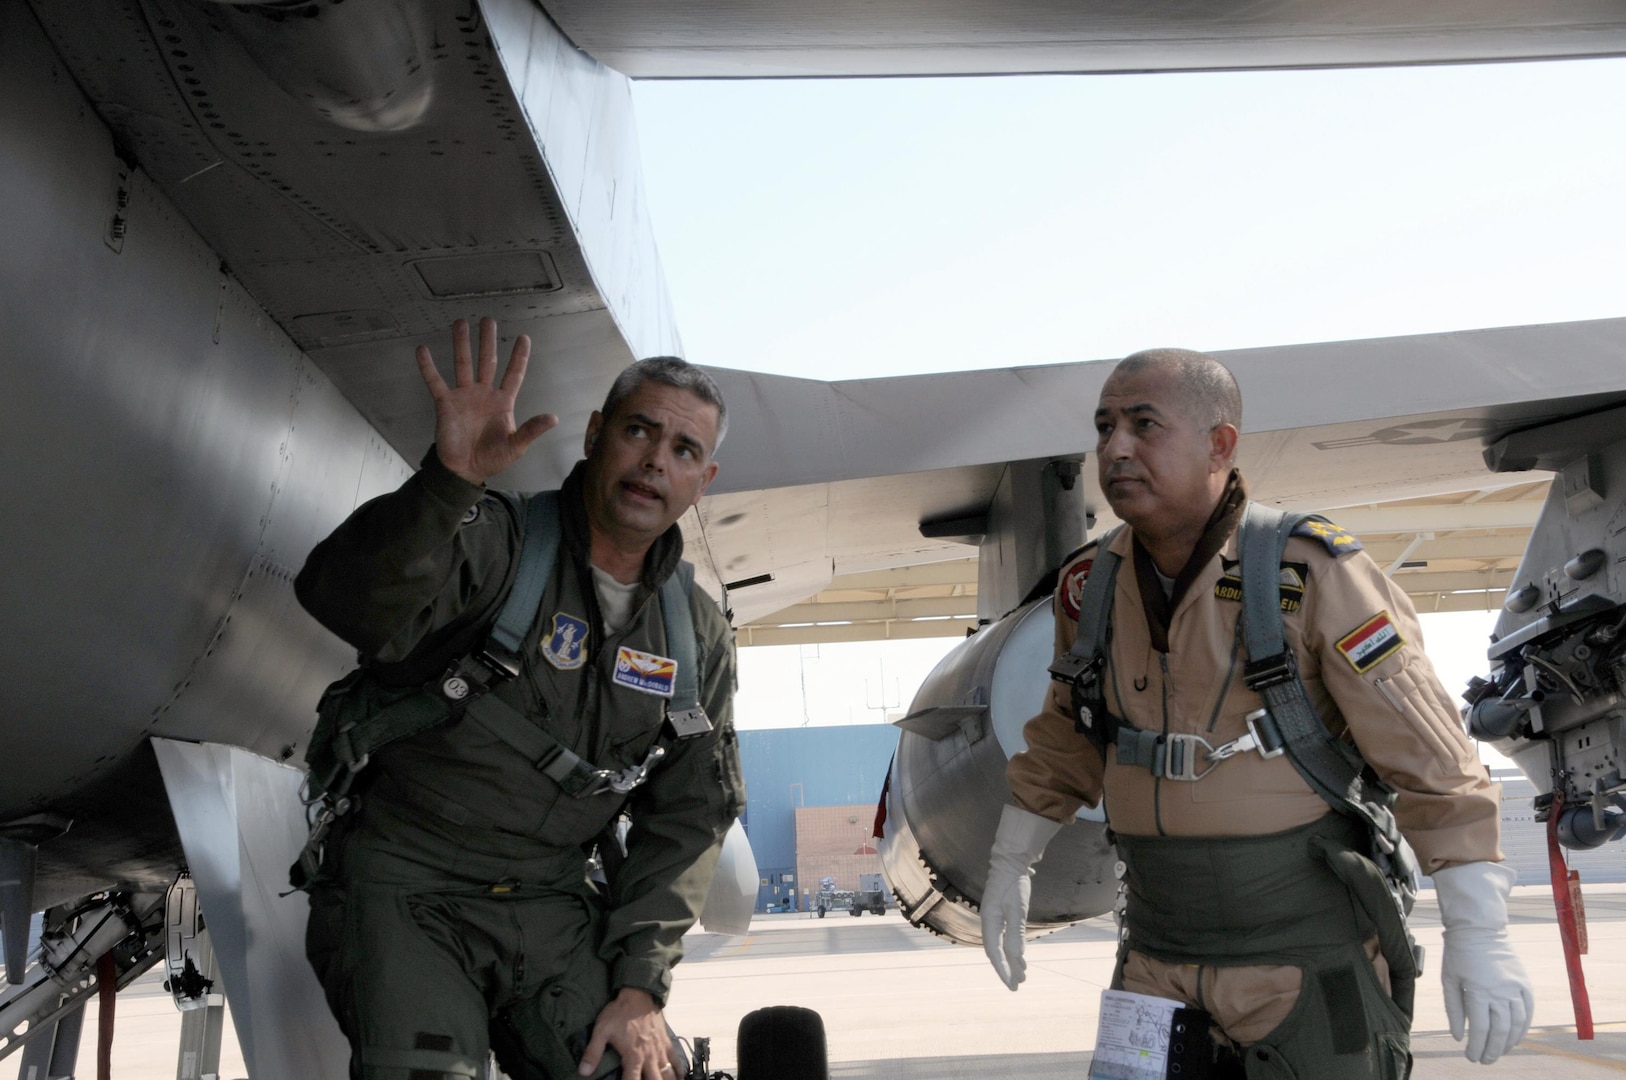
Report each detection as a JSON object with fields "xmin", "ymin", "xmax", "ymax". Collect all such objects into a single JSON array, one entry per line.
[{"xmin": 1110, "ymin": 348, "xmax": 1241, "ymax": 440}]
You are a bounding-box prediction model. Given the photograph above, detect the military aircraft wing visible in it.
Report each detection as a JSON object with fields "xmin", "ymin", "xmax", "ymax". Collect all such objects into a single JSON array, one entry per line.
[{"xmin": 691, "ymin": 320, "xmax": 1626, "ymax": 626}]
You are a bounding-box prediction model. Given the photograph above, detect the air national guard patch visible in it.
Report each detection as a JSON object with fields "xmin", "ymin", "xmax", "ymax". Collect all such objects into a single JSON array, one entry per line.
[
  {"xmin": 541, "ymin": 612, "xmax": 589, "ymax": 670},
  {"xmin": 614, "ymin": 646, "xmax": 677, "ymax": 698},
  {"xmin": 1215, "ymin": 559, "xmax": 1308, "ymax": 612},
  {"xmin": 1336, "ymin": 611, "xmax": 1405, "ymax": 673},
  {"xmin": 1292, "ymin": 517, "xmax": 1363, "ymax": 556},
  {"xmin": 1060, "ymin": 560, "xmax": 1093, "ymax": 620}
]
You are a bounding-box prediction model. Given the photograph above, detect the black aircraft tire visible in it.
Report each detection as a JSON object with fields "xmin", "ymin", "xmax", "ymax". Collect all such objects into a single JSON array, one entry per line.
[
  {"xmin": 736, "ymin": 1005, "xmax": 828, "ymax": 1080},
  {"xmin": 816, "ymin": 905, "xmax": 825, "ymax": 918}
]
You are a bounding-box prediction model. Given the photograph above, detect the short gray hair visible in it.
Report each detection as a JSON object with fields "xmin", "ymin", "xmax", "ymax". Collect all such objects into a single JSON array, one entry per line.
[
  {"xmin": 1112, "ymin": 348, "xmax": 1242, "ymax": 434},
  {"xmin": 600, "ymin": 356, "xmax": 729, "ymax": 453}
]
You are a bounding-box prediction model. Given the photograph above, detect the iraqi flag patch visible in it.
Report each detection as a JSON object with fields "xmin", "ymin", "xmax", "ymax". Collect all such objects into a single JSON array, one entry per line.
[
  {"xmin": 614, "ymin": 646, "xmax": 678, "ymax": 698},
  {"xmin": 1060, "ymin": 559, "xmax": 1093, "ymax": 620},
  {"xmin": 1336, "ymin": 611, "xmax": 1405, "ymax": 673}
]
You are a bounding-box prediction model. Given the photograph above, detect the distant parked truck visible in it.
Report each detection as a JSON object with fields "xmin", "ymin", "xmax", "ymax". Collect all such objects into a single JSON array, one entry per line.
[{"xmin": 849, "ymin": 873, "xmax": 888, "ymax": 916}]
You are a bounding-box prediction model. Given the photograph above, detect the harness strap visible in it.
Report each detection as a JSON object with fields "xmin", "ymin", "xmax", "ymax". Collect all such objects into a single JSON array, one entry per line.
[
  {"xmin": 1237, "ymin": 502, "xmax": 1421, "ymax": 943},
  {"xmin": 659, "ymin": 561, "xmax": 711, "ymax": 734},
  {"xmin": 1114, "ymin": 709, "xmax": 1286, "ymax": 782},
  {"xmin": 1237, "ymin": 506, "xmax": 1407, "ymax": 846},
  {"xmin": 486, "ymin": 490, "xmax": 562, "ymax": 667},
  {"xmin": 463, "ymin": 692, "xmax": 665, "ymax": 798},
  {"xmin": 1048, "ymin": 528, "xmax": 1124, "ymax": 752}
]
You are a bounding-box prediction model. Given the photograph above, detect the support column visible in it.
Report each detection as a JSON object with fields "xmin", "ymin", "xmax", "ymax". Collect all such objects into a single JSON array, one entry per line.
[
  {"xmin": 972, "ymin": 457, "xmax": 1090, "ymax": 622},
  {"xmin": 14, "ymin": 1001, "xmax": 85, "ymax": 1080}
]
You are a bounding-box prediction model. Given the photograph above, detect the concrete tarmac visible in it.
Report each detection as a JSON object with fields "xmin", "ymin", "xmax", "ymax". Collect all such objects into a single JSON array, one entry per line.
[
  {"xmin": 29, "ymin": 885, "xmax": 1626, "ymax": 1078},
  {"xmin": 663, "ymin": 885, "xmax": 1626, "ymax": 1079}
]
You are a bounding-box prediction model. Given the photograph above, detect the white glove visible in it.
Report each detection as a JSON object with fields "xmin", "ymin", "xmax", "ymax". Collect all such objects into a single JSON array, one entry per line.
[
  {"xmin": 1434, "ymin": 861, "xmax": 1533, "ymax": 1064},
  {"xmin": 981, "ymin": 804, "xmax": 1063, "ymax": 991}
]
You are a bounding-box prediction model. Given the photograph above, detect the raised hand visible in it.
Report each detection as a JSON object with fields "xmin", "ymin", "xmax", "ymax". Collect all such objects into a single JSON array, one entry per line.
[{"xmin": 416, "ymin": 316, "xmax": 558, "ymax": 485}]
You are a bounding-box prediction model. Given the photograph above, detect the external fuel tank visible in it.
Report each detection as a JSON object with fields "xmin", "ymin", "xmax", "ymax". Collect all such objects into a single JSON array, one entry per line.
[{"xmin": 878, "ymin": 597, "xmax": 1119, "ymax": 946}]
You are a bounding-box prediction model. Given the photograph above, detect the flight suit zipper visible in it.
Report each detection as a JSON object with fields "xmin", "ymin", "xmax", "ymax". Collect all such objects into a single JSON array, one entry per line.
[
  {"xmin": 1205, "ymin": 622, "xmax": 1245, "ymax": 734},
  {"xmin": 1155, "ymin": 652, "xmax": 1170, "ymax": 837}
]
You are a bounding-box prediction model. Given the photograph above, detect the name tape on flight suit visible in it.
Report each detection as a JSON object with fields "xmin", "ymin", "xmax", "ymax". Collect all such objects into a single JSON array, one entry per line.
[
  {"xmin": 1336, "ymin": 611, "xmax": 1405, "ymax": 673},
  {"xmin": 614, "ymin": 646, "xmax": 678, "ymax": 697},
  {"xmin": 1216, "ymin": 559, "xmax": 1308, "ymax": 612}
]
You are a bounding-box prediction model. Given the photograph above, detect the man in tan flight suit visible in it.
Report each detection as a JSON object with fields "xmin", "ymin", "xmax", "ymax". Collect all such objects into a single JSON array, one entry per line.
[{"xmin": 980, "ymin": 349, "xmax": 1532, "ymax": 1078}]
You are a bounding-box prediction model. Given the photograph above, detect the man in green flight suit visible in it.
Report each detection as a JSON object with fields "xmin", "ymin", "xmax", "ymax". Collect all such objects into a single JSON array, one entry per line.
[{"xmin": 295, "ymin": 317, "xmax": 746, "ymax": 1080}]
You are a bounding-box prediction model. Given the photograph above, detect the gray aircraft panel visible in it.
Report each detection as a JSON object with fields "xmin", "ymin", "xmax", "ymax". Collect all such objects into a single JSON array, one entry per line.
[
  {"xmin": 152, "ymin": 739, "xmax": 349, "ymax": 1079},
  {"xmin": 28, "ymin": 0, "xmax": 677, "ymax": 488},
  {"xmin": 0, "ymin": 0, "xmax": 397, "ymax": 885},
  {"xmin": 704, "ymin": 319, "xmax": 1626, "ymax": 497},
  {"xmin": 542, "ymin": 0, "xmax": 1626, "ymax": 78}
]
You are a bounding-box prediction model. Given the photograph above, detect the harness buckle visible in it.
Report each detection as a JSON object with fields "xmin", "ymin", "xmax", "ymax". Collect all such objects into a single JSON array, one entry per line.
[
  {"xmin": 435, "ymin": 644, "xmax": 525, "ymax": 706},
  {"xmin": 1244, "ymin": 708, "xmax": 1285, "ymax": 759},
  {"xmin": 1048, "ymin": 652, "xmax": 1099, "ymax": 688},
  {"xmin": 1153, "ymin": 712, "xmax": 1286, "ymax": 779},
  {"xmin": 474, "ymin": 645, "xmax": 522, "ymax": 681},
  {"xmin": 576, "ymin": 745, "xmax": 668, "ymax": 798},
  {"xmin": 1243, "ymin": 652, "xmax": 1297, "ymax": 691},
  {"xmin": 666, "ymin": 706, "xmax": 713, "ymax": 740},
  {"xmin": 1160, "ymin": 733, "xmax": 1219, "ymax": 782}
]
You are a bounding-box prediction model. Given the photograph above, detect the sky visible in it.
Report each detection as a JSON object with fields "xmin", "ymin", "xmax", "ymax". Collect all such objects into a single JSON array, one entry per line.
[
  {"xmin": 627, "ymin": 59, "xmax": 1625, "ymax": 759},
  {"xmin": 633, "ymin": 59, "xmax": 1626, "ymax": 382}
]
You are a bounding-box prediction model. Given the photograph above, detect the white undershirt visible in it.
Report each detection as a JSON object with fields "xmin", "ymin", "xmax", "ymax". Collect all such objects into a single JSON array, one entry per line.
[
  {"xmin": 1153, "ymin": 565, "xmax": 1176, "ymax": 601},
  {"xmin": 592, "ymin": 566, "xmax": 641, "ymax": 635}
]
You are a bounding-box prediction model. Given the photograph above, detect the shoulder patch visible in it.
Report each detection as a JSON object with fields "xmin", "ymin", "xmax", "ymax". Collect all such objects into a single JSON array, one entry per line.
[
  {"xmin": 541, "ymin": 612, "xmax": 590, "ymax": 670},
  {"xmin": 460, "ymin": 504, "xmax": 481, "ymax": 525},
  {"xmin": 1059, "ymin": 558, "xmax": 1093, "ymax": 621},
  {"xmin": 1214, "ymin": 558, "xmax": 1309, "ymax": 612},
  {"xmin": 1292, "ymin": 516, "xmax": 1363, "ymax": 556},
  {"xmin": 1336, "ymin": 611, "xmax": 1405, "ymax": 673}
]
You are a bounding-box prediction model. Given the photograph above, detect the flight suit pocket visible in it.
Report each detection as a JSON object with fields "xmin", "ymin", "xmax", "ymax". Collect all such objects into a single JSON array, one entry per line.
[
  {"xmin": 1242, "ymin": 949, "xmax": 1410, "ymax": 1080},
  {"xmin": 1371, "ymin": 651, "xmax": 1471, "ymax": 772},
  {"xmin": 716, "ymin": 722, "xmax": 746, "ymax": 818}
]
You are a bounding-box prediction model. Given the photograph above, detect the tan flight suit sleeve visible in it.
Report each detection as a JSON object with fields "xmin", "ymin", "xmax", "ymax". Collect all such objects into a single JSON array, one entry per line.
[
  {"xmin": 1297, "ymin": 537, "xmax": 1502, "ymax": 875},
  {"xmin": 1006, "ymin": 549, "xmax": 1107, "ymax": 823}
]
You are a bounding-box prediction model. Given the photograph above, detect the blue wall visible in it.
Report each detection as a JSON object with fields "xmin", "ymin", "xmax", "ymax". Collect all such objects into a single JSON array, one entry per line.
[{"xmin": 737, "ymin": 725, "xmax": 901, "ymax": 904}]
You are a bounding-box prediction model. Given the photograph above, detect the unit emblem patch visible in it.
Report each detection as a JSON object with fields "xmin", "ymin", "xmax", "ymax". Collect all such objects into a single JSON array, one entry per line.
[
  {"xmin": 541, "ymin": 612, "xmax": 589, "ymax": 670},
  {"xmin": 460, "ymin": 504, "xmax": 481, "ymax": 525},
  {"xmin": 1292, "ymin": 517, "xmax": 1363, "ymax": 555},
  {"xmin": 1214, "ymin": 559, "xmax": 1308, "ymax": 612},
  {"xmin": 614, "ymin": 646, "xmax": 678, "ymax": 698},
  {"xmin": 1336, "ymin": 611, "xmax": 1405, "ymax": 673},
  {"xmin": 1060, "ymin": 559, "xmax": 1093, "ymax": 620}
]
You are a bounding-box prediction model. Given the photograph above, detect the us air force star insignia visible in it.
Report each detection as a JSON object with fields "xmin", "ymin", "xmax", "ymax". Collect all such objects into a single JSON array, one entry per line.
[
  {"xmin": 1292, "ymin": 517, "xmax": 1363, "ymax": 555},
  {"xmin": 460, "ymin": 504, "xmax": 481, "ymax": 525},
  {"xmin": 541, "ymin": 612, "xmax": 589, "ymax": 670}
]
